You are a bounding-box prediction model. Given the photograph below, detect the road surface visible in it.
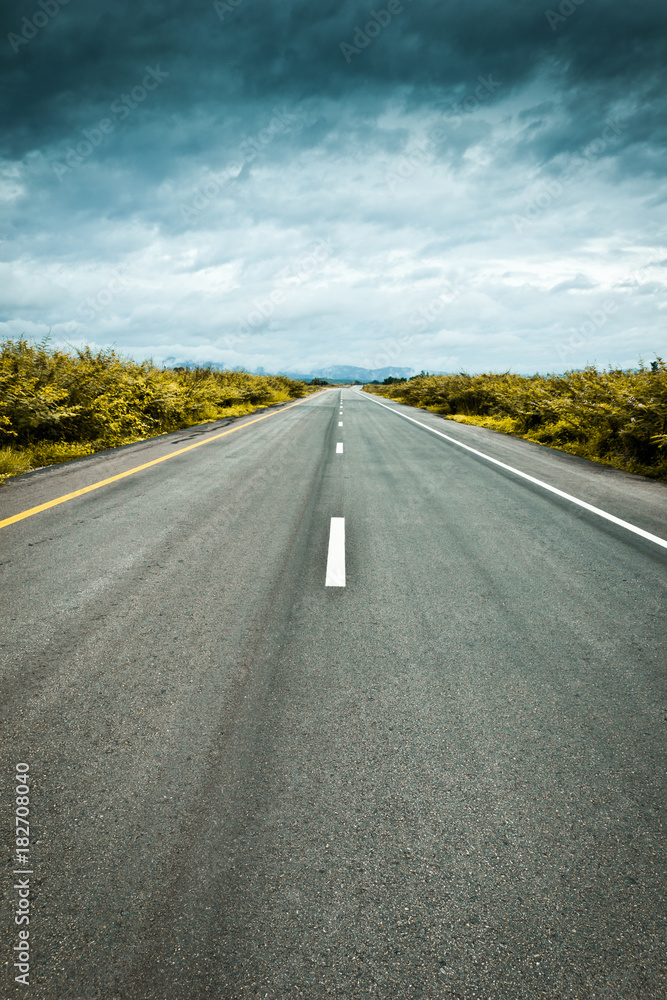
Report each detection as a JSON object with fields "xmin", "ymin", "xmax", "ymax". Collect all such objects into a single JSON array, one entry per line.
[{"xmin": 1, "ymin": 387, "xmax": 666, "ymax": 999}]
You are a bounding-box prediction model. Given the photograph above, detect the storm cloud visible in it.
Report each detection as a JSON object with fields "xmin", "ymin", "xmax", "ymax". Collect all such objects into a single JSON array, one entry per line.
[{"xmin": 1, "ymin": 0, "xmax": 666, "ymax": 372}]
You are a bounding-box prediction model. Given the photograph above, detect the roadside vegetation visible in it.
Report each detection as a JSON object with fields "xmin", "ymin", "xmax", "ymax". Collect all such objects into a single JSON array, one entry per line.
[
  {"xmin": 0, "ymin": 338, "xmax": 316, "ymax": 482},
  {"xmin": 364, "ymin": 363, "xmax": 667, "ymax": 480}
]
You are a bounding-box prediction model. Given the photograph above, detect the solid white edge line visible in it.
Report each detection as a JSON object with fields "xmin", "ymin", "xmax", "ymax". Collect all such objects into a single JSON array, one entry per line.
[
  {"xmin": 336, "ymin": 442, "xmax": 344, "ymax": 453},
  {"xmin": 325, "ymin": 516, "xmax": 346, "ymax": 586},
  {"xmin": 361, "ymin": 390, "xmax": 667, "ymax": 551}
]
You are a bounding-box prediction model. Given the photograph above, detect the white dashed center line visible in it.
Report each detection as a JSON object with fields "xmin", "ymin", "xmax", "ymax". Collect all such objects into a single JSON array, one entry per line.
[
  {"xmin": 336, "ymin": 442, "xmax": 343, "ymax": 453},
  {"xmin": 325, "ymin": 517, "xmax": 346, "ymax": 587},
  {"xmin": 338, "ymin": 421, "xmax": 343, "ymax": 427}
]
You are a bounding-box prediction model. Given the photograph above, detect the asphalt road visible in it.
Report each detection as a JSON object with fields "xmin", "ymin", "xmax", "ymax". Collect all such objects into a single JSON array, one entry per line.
[{"xmin": 1, "ymin": 387, "xmax": 666, "ymax": 999}]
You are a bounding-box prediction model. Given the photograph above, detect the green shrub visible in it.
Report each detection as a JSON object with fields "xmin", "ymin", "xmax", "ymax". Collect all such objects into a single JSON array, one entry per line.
[
  {"xmin": 0, "ymin": 447, "xmax": 32, "ymax": 483},
  {"xmin": 0, "ymin": 338, "xmax": 315, "ymax": 480}
]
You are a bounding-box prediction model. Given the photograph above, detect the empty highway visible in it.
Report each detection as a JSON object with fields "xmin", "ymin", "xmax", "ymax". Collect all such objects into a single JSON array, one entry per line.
[{"xmin": 1, "ymin": 387, "xmax": 666, "ymax": 999}]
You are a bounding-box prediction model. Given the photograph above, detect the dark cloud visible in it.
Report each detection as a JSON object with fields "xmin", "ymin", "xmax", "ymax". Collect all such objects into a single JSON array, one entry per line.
[
  {"xmin": 3, "ymin": 1, "xmax": 666, "ymax": 146},
  {"xmin": 1, "ymin": 0, "xmax": 665, "ymax": 372}
]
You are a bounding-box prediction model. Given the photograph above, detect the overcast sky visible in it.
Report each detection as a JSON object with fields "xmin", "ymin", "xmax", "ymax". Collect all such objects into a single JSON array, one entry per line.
[{"xmin": 1, "ymin": 0, "xmax": 666, "ymax": 374}]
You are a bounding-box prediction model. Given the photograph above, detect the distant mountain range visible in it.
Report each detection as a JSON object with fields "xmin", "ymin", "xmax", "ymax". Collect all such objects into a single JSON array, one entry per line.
[
  {"xmin": 162, "ymin": 360, "xmax": 415, "ymax": 382},
  {"xmin": 278, "ymin": 365, "xmax": 415, "ymax": 382}
]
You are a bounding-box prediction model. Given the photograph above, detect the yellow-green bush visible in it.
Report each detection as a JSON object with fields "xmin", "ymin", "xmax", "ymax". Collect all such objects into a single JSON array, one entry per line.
[
  {"xmin": 0, "ymin": 447, "xmax": 33, "ymax": 478},
  {"xmin": 0, "ymin": 338, "xmax": 315, "ymax": 481},
  {"xmin": 365, "ymin": 363, "xmax": 667, "ymax": 480}
]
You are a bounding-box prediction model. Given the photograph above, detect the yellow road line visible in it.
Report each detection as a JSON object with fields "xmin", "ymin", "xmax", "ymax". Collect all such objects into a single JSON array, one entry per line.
[{"xmin": 0, "ymin": 394, "xmax": 318, "ymax": 531}]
